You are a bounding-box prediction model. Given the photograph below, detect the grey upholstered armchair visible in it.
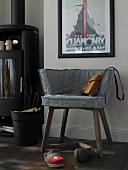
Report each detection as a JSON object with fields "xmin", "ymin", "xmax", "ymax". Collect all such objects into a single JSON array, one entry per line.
[{"xmin": 39, "ymin": 69, "xmax": 115, "ymax": 157}]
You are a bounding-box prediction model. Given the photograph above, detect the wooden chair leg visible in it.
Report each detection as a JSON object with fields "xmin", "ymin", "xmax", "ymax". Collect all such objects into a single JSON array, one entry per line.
[
  {"xmin": 41, "ymin": 106, "xmax": 54, "ymax": 153},
  {"xmin": 93, "ymin": 109, "xmax": 103, "ymax": 157},
  {"xmin": 99, "ymin": 108, "xmax": 112, "ymax": 144},
  {"xmin": 60, "ymin": 108, "xmax": 69, "ymax": 142}
]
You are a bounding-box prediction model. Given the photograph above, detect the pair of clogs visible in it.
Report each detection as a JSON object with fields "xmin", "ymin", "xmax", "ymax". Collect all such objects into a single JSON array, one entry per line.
[{"xmin": 44, "ymin": 148, "xmax": 90, "ymax": 168}]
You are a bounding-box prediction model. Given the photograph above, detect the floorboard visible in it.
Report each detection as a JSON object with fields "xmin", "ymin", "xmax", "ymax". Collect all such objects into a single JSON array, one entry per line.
[{"xmin": 0, "ymin": 134, "xmax": 128, "ymax": 170}]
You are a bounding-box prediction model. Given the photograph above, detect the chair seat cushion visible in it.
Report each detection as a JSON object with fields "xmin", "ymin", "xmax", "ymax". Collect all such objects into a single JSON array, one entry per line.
[{"xmin": 41, "ymin": 94, "xmax": 106, "ymax": 109}]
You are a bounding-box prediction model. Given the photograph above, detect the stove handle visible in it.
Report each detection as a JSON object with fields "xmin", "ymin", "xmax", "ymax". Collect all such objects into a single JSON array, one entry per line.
[{"xmin": 20, "ymin": 77, "xmax": 23, "ymax": 93}]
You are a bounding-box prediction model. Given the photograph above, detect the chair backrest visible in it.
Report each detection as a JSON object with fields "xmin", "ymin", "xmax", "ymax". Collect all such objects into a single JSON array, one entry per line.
[{"xmin": 39, "ymin": 69, "xmax": 115, "ymax": 105}]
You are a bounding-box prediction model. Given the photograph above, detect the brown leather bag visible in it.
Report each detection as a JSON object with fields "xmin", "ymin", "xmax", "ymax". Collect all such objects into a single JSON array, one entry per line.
[
  {"xmin": 80, "ymin": 74, "xmax": 102, "ymax": 96},
  {"xmin": 80, "ymin": 67, "xmax": 125, "ymax": 100}
]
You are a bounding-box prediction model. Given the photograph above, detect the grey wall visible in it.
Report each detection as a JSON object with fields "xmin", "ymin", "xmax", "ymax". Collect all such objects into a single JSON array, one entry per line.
[{"xmin": 0, "ymin": 0, "xmax": 4, "ymax": 23}]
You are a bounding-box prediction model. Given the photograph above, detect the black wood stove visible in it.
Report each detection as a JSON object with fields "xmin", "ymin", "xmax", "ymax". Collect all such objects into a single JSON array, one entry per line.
[{"xmin": 0, "ymin": 0, "xmax": 39, "ymax": 117}]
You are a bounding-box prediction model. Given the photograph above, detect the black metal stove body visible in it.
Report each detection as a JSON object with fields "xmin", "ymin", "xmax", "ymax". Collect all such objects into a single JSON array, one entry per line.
[{"xmin": 0, "ymin": 0, "xmax": 39, "ymax": 116}]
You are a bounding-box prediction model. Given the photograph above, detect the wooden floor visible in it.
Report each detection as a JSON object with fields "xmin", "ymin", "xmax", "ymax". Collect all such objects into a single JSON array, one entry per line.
[{"xmin": 0, "ymin": 133, "xmax": 128, "ymax": 170}]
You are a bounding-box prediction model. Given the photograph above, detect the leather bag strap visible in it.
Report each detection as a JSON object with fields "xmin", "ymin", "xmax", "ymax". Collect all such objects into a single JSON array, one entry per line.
[{"xmin": 102, "ymin": 67, "xmax": 124, "ymax": 101}]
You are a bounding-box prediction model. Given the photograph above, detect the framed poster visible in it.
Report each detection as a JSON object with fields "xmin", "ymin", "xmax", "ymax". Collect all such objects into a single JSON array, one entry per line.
[{"xmin": 58, "ymin": 0, "xmax": 115, "ymax": 58}]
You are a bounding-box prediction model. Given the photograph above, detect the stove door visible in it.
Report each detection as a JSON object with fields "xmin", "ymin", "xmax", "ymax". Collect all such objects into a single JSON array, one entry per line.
[{"xmin": 0, "ymin": 51, "xmax": 23, "ymax": 116}]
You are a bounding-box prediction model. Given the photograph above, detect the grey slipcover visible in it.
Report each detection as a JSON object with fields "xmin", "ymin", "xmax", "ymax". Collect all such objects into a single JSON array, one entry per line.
[{"xmin": 38, "ymin": 69, "xmax": 115, "ymax": 109}]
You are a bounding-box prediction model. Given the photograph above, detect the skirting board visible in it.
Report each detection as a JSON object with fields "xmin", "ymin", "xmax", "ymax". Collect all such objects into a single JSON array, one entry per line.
[{"xmin": 42, "ymin": 124, "xmax": 128, "ymax": 143}]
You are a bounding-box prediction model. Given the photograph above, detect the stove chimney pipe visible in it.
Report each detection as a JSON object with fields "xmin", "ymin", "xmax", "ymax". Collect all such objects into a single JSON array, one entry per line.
[{"xmin": 11, "ymin": 0, "xmax": 25, "ymax": 25}]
